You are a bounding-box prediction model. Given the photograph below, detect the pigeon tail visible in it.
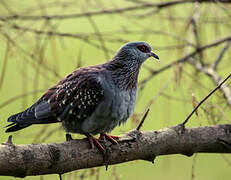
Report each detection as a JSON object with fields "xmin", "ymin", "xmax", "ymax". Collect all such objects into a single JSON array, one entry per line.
[
  {"xmin": 5, "ymin": 101, "xmax": 59, "ymax": 132},
  {"xmin": 5, "ymin": 123, "xmax": 31, "ymax": 132}
]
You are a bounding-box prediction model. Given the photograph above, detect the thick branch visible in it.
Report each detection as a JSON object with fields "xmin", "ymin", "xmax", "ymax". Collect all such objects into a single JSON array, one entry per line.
[{"xmin": 0, "ymin": 124, "xmax": 231, "ymax": 177}]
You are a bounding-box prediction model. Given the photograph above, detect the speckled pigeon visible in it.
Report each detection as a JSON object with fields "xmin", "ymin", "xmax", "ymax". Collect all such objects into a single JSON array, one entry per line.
[{"xmin": 5, "ymin": 41, "xmax": 159, "ymax": 151}]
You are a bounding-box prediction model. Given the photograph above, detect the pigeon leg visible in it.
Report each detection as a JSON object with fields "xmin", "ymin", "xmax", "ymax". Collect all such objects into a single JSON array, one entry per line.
[
  {"xmin": 86, "ymin": 133, "xmax": 105, "ymax": 152},
  {"xmin": 99, "ymin": 133, "xmax": 119, "ymax": 144}
]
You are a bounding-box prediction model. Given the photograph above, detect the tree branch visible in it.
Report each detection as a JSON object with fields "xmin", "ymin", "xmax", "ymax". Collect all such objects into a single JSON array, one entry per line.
[
  {"xmin": 212, "ymin": 41, "xmax": 231, "ymax": 70},
  {"xmin": 1, "ymin": 124, "xmax": 231, "ymax": 177},
  {"xmin": 189, "ymin": 59, "xmax": 231, "ymax": 106},
  {"xmin": 181, "ymin": 72, "xmax": 231, "ymax": 125},
  {"xmin": 1, "ymin": 0, "xmax": 230, "ymax": 21},
  {"xmin": 139, "ymin": 34, "xmax": 231, "ymax": 87}
]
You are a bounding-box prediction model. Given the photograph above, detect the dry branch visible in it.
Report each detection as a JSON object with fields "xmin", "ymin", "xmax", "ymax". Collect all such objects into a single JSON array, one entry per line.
[
  {"xmin": 0, "ymin": 124, "xmax": 231, "ymax": 178},
  {"xmin": 189, "ymin": 59, "xmax": 231, "ymax": 106},
  {"xmin": 212, "ymin": 41, "xmax": 231, "ymax": 70},
  {"xmin": 181, "ymin": 72, "xmax": 231, "ymax": 125},
  {"xmin": 1, "ymin": 0, "xmax": 230, "ymax": 21},
  {"xmin": 139, "ymin": 34, "xmax": 231, "ymax": 86}
]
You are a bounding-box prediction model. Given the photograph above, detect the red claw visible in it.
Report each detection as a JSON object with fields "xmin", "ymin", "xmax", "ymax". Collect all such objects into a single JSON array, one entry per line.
[
  {"xmin": 99, "ymin": 133, "xmax": 119, "ymax": 144},
  {"xmin": 86, "ymin": 133, "xmax": 105, "ymax": 152},
  {"xmin": 85, "ymin": 133, "xmax": 120, "ymax": 152}
]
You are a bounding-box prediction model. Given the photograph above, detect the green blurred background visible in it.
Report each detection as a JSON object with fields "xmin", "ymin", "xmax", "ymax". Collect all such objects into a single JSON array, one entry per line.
[{"xmin": 0, "ymin": 0, "xmax": 231, "ymax": 179}]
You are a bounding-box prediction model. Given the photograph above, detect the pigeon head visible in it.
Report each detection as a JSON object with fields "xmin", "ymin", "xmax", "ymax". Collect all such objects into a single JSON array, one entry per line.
[
  {"xmin": 106, "ymin": 42, "xmax": 159, "ymax": 89},
  {"xmin": 115, "ymin": 41, "xmax": 159, "ymax": 64}
]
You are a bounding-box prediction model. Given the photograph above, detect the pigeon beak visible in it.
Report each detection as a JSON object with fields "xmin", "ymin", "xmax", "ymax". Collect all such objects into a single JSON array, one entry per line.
[{"xmin": 150, "ymin": 52, "xmax": 159, "ymax": 60}]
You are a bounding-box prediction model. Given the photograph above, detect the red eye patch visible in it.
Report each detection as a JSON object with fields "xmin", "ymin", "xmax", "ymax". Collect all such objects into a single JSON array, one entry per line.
[{"xmin": 137, "ymin": 45, "xmax": 150, "ymax": 53}]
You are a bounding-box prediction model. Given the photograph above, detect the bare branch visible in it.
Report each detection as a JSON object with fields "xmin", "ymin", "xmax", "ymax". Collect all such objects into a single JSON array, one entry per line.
[
  {"xmin": 189, "ymin": 59, "xmax": 231, "ymax": 106},
  {"xmin": 212, "ymin": 41, "xmax": 231, "ymax": 70},
  {"xmin": 191, "ymin": 9, "xmax": 203, "ymax": 64},
  {"xmin": 1, "ymin": 24, "xmax": 113, "ymax": 53},
  {"xmin": 136, "ymin": 108, "xmax": 150, "ymax": 131},
  {"xmin": 2, "ymin": 32, "xmax": 61, "ymax": 81},
  {"xmin": 181, "ymin": 73, "xmax": 231, "ymax": 126},
  {"xmin": 0, "ymin": 124, "xmax": 231, "ymax": 177},
  {"xmin": 1, "ymin": 0, "xmax": 230, "ymax": 21},
  {"xmin": 139, "ymin": 34, "xmax": 231, "ymax": 86}
]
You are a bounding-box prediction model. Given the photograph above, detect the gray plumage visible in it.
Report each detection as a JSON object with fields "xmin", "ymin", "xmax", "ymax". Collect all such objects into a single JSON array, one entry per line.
[{"xmin": 6, "ymin": 41, "xmax": 159, "ymax": 137}]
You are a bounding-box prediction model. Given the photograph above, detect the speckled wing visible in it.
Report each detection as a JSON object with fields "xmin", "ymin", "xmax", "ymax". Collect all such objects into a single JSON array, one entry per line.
[
  {"xmin": 6, "ymin": 67, "xmax": 105, "ymax": 132},
  {"xmin": 42, "ymin": 68, "xmax": 105, "ymax": 123}
]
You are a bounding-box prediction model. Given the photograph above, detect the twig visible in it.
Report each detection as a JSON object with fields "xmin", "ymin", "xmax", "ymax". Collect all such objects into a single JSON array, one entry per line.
[
  {"xmin": 191, "ymin": 154, "xmax": 198, "ymax": 180},
  {"xmin": 3, "ymin": 24, "xmax": 113, "ymax": 53},
  {"xmin": 59, "ymin": 174, "xmax": 62, "ymax": 180},
  {"xmin": 181, "ymin": 73, "xmax": 231, "ymax": 126},
  {"xmin": 136, "ymin": 108, "xmax": 150, "ymax": 131},
  {"xmin": 2, "ymin": 32, "xmax": 61, "ymax": 81},
  {"xmin": 4, "ymin": 24, "xmax": 196, "ymax": 49},
  {"xmin": 2, "ymin": 24, "xmax": 196, "ymax": 49},
  {"xmin": 3, "ymin": 135, "xmax": 13, "ymax": 145},
  {"xmin": 212, "ymin": 41, "xmax": 231, "ymax": 70},
  {"xmin": 191, "ymin": 8, "xmax": 203, "ymax": 64},
  {"xmin": 139, "ymin": 34, "xmax": 231, "ymax": 86},
  {"xmin": 189, "ymin": 57, "xmax": 231, "ymax": 106}
]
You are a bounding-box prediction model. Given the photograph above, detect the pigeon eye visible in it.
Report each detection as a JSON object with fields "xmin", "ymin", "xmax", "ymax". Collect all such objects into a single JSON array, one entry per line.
[{"xmin": 137, "ymin": 45, "xmax": 149, "ymax": 53}]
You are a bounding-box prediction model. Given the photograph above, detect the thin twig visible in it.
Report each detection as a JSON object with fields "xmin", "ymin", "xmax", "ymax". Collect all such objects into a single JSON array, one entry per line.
[
  {"xmin": 139, "ymin": 34, "xmax": 231, "ymax": 86},
  {"xmin": 191, "ymin": 154, "xmax": 198, "ymax": 180},
  {"xmin": 5, "ymin": 135, "xmax": 13, "ymax": 145},
  {"xmin": 191, "ymin": 9, "xmax": 203, "ymax": 64},
  {"xmin": 212, "ymin": 41, "xmax": 231, "ymax": 70},
  {"xmin": 181, "ymin": 73, "xmax": 231, "ymax": 126},
  {"xmin": 2, "ymin": 32, "xmax": 61, "ymax": 81},
  {"xmin": 3, "ymin": 24, "xmax": 113, "ymax": 53},
  {"xmin": 189, "ymin": 57, "xmax": 231, "ymax": 106},
  {"xmin": 136, "ymin": 108, "xmax": 150, "ymax": 131}
]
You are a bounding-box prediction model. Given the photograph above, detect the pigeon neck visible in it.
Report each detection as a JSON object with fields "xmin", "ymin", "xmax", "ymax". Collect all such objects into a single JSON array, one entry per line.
[{"xmin": 106, "ymin": 58, "xmax": 141, "ymax": 90}]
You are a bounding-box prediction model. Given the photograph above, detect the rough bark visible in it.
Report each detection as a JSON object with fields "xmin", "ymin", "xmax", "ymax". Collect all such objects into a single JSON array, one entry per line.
[{"xmin": 0, "ymin": 124, "xmax": 231, "ymax": 178}]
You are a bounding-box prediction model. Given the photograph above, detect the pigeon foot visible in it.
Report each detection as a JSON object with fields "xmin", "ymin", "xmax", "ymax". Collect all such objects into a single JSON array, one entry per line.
[
  {"xmin": 99, "ymin": 133, "xmax": 119, "ymax": 144},
  {"xmin": 86, "ymin": 133, "xmax": 105, "ymax": 152}
]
